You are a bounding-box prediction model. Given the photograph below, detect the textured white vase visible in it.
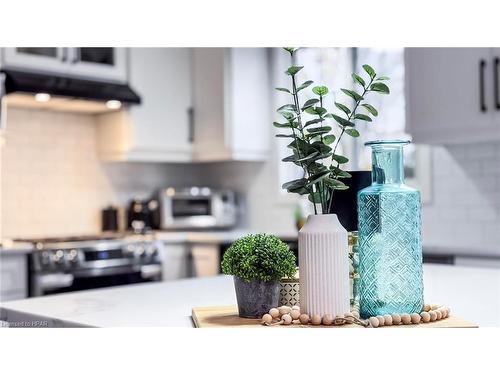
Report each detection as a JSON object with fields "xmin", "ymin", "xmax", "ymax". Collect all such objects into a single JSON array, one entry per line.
[{"xmin": 298, "ymin": 214, "xmax": 350, "ymax": 317}]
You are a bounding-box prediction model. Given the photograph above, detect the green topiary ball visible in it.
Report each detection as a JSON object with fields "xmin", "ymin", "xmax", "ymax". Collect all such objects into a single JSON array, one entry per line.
[{"xmin": 221, "ymin": 233, "xmax": 296, "ymax": 282}]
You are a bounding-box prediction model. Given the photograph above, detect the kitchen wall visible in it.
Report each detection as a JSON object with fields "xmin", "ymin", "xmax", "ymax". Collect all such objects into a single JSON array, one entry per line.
[
  {"xmin": 422, "ymin": 142, "xmax": 500, "ymax": 255},
  {"xmin": 0, "ymin": 108, "xmax": 205, "ymax": 238}
]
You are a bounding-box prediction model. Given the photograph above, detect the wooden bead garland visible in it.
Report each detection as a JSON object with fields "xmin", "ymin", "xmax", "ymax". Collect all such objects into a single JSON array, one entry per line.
[{"xmin": 261, "ymin": 304, "xmax": 451, "ymax": 328}]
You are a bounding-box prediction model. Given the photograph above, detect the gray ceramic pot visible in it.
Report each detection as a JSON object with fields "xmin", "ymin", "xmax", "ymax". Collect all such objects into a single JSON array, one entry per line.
[{"xmin": 233, "ymin": 276, "xmax": 280, "ymax": 318}]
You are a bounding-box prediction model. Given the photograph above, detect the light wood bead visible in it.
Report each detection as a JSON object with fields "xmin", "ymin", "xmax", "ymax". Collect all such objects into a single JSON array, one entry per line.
[
  {"xmin": 435, "ymin": 310, "xmax": 443, "ymax": 320},
  {"xmin": 410, "ymin": 313, "xmax": 421, "ymax": 324},
  {"xmin": 322, "ymin": 314, "xmax": 334, "ymax": 326},
  {"xmin": 420, "ymin": 311, "xmax": 431, "ymax": 323},
  {"xmin": 290, "ymin": 309, "xmax": 301, "ymax": 320},
  {"xmin": 401, "ymin": 314, "xmax": 412, "ymax": 324},
  {"xmin": 279, "ymin": 306, "xmax": 291, "ymax": 316},
  {"xmin": 429, "ymin": 311, "xmax": 437, "ymax": 321},
  {"xmin": 368, "ymin": 317, "xmax": 379, "ymax": 328},
  {"xmin": 376, "ymin": 316, "xmax": 385, "ymax": 326},
  {"xmin": 423, "ymin": 304, "xmax": 431, "ymax": 312},
  {"xmin": 391, "ymin": 314, "xmax": 401, "ymax": 325},
  {"xmin": 311, "ymin": 314, "xmax": 322, "ymax": 325},
  {"xmin": 382, "ymin": 315, "xmax": 392, "ymax": 325}
]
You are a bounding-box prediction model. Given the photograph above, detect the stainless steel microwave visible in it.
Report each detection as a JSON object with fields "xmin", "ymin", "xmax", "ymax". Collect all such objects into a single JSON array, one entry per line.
[{"xmin": 158, "ymin": 187, "xmax": 237, "ymax": 229}]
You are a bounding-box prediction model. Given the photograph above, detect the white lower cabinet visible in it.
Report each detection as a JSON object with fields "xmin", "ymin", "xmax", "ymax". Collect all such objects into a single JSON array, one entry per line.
[
  {"xmin": 0, "ymin": 253, "xmax": 28, "ymax": 302},
  {"xmin": 158, "ymin": 244, "xmax": 191, "ymax": 281}
]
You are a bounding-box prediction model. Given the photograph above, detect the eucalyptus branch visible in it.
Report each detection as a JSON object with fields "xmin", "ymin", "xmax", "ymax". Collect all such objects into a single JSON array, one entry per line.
[{"xmin": 276, "ymin": 48, "xmax": 390, "ymax": 215}]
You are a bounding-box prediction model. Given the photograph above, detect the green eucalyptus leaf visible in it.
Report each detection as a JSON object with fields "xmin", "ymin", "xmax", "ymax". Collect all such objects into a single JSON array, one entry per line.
[
  {"xmin": 352, "ymin": 73, "xmax": 366, "ymax": 87},
  {"xmin": 353, "ymin": 113, "xmax": 372, "ymax": 122},
  {"xmin": 331, "ymin": 114, "xmax": 355, "ymax": 128},
  {"xmin": 333, "ymin": 184, "xmax": 349, "ymax": 190},
  {"xmin": 308, "ymin": 170, "xmax": 331, "ymax": 185},
  {"xmin": 330, "ymin": 166, "xmax": 352, "ymax": 178},
  {"xmin": 324, "ymin": 177, "xmax": 347, "ymax": 189},
  {"xmin": 311, "ymin": 141, "xmax": 332, "ymax": 154},
  {"xmin": 323, "ymin": 134, "xmax": 336, "ymax": 145},
  {"xmin": 282, "ymin": 178, "xmax": 307, "ymax": 191},
  {"xmin": 282, "ymin": 151, "xmax": 319, "ymax": 163},
  {"xmin": 296, "ymin": 80, "xmax": 313, "ymax": 92},
  {"xmin": 307, "ymin": 126, "xmax": 332, "ymax": 134},
  {"xmin": 308, "ymin": 192, "xmax": 323, "ymax": 204},
  {"xmin": 283, "ymin": 47, "xmax": 299, "ymax": 55},
  {"xmin": 275, "ymin": 133, "xmax": 294, "ymax": 138},
  {"xmin": 287, "ymin": 138, "xmax": 310, "ymax": 152},
  {"xmin": 361, "ymin": 103, "xmax": 378, "ymax": 116},
  {"xmin": 275, "ymin": 87, "xmax": 291, "ymax": 93},
  {"xmin": 331, "ymin": 154, "xmax": 349, "ymax": 164},
  {"xmin": 376, "ymin": 76, "xmax": 390, "ymax": 81},
  {"xmin": 345, "ymin": 128, "xmax": 360, "ymax": 137},
  {"xmin": 334, "ymin": 102, "xmax": 351, "ymax": 115},
  {"xmin": 304, "ymin": 118, "xmax": 323, "ymax": 127},
  {"xmin": 273, "ymin": 122, "xmax": 293, "ymax": 128},
  {"xmin": 301, "ymin": 98, "xmax": 319, "ymax": 111},
  {"xmin": 305, "ymin": 107, "xmax": 327, "ymax": 116},
  {"xmin": 280, "ymin": 111, "xmax": 295, "ymax": 121},
  {"xmin": 341, "ymin": 88, "xmax": 364, "ymax": 102},
  {"xmin": 362, "ymin": 64, "xmax": 376, "ymax": 78},
  {"xmin": 286, "ymin": 65, "xmax": 303, "ymax": 76},
  {"xmin": 312, "ymin": 86, "xmax": 329, "ymax": 96},
  {"xmin": 277, "ymin": 104, "xmax": 296, "ymax": 112},
  {"xmin": 370, "ymin": 82, "xmax": 390, "ymax": 94}
]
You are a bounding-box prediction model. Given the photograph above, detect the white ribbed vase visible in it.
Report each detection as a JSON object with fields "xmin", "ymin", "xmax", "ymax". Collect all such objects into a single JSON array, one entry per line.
[{"xmin": 298, "ymin": 214, "xmax": 350, "ymax": 317}]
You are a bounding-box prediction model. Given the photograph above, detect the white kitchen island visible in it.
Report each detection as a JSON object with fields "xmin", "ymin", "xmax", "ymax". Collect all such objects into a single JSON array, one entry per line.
[{"xmin": 1, "ymin": 264, "xmax": 499, "ymax": 327}]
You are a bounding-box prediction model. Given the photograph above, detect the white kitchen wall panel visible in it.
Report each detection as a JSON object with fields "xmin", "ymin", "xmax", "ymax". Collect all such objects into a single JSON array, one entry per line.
[{"xmin": 405, "ymin": 48, "xmax": 500, "ymax": 144}]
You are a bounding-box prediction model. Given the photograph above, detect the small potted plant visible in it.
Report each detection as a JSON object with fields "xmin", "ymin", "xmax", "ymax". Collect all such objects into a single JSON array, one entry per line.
[{"xmin": 221, "ymin": 233, "xmax": 296, "ymax": 318}]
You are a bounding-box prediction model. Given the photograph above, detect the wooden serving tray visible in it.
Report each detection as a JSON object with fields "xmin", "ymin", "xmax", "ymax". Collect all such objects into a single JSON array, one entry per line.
[{"xmin": 192, "ymin": 306, "xmax": 478, "ymax": 328}]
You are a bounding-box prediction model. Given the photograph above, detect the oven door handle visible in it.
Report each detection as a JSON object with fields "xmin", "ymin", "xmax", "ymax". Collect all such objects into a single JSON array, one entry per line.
[{"xmin": 38, "ymin": 273, "xmax": 75, "ymax": 291}]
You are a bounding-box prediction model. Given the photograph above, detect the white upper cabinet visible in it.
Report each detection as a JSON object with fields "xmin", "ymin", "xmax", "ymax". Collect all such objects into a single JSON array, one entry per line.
[
  {"xmin": 96, "ymin": 48, "xmax": 193, "ymax": 162},
  {"xmin": 2, "ymin": 47, "xmax": 127, "ymax": 82},
  {"xmin": 192, "ymin": 48, "xmax": 270, "ymax": 161},
  {"xmin": 65, "ymin": 48, "xmax": 127, "ymax": 82},
  {"xmin": 405, "ymin": 48, "xmax": 500, "ymax": 144}
]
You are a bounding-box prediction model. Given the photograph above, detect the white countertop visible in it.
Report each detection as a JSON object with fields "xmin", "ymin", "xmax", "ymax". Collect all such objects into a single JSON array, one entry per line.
[{"xmin": 1, "ymin": 264, "xmax": 499, "ymax": 327}]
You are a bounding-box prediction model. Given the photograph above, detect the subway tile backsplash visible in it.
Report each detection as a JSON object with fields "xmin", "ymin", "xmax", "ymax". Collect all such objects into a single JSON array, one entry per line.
[
  {"xmin": 422, "ymin": 142, "xmax": 500, "ymax": 255},
  {"xmin": 0, "ymin": 108, "xmax": 203, "ymax": 238}
]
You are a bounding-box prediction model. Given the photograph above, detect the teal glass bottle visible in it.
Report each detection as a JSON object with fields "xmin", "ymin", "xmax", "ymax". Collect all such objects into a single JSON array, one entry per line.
[{"xmin": 357, "ymin": 140, "xmax": 423, "ymax": 318}]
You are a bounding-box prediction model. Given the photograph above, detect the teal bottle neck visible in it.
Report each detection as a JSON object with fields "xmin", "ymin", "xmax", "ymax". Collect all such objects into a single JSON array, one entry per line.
[{"xmin": 370, "ymin": 144, "xmax": 405, "ymax": 185}]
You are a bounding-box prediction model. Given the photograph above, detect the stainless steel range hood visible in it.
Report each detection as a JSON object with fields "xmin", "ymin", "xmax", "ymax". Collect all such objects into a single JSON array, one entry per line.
[{"xmin": 1, "ymin": 68, "xmax": 141, "ymax": 105}]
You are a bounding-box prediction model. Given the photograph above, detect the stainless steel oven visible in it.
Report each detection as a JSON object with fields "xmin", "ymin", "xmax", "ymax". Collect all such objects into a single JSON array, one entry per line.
[
  {"xmin": 159, "ymin": 187, "xmax": 237, "ymax": 229},
  {"xmin": 28, "ymin": 237, "xmax": 162, "ymax": 297}
]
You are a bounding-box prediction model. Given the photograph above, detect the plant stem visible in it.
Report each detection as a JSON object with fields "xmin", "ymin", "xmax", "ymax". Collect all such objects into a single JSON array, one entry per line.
[
  {"xmin": 288, "ymin": 54, "xmax": 317, "ymax": 215},
  {"xmin": 328, "ymin": 77, "xmax": 374, "ymax": 212}
]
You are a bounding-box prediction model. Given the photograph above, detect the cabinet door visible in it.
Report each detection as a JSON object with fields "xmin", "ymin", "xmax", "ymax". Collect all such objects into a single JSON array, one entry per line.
[
  {"xmin": 0, "ymin": 254, "xmax": 28, "ymax": 301},
  {"xmin": 158, "ymin": 244, "xmax": 191, "ymax": 280},
  {"xmin": 192, "ymin": 48, "xmax": 270, "ymax": 161},
  {"xmin": 128, "ymin": 48, "xmax": 193, "ymax": 161},
  {"xmin": 96, "ymin": 48, "xmax": 193, "ymax": 162},
  {"xmin": 2, "ymin": 47, "xmax": 69, "ymax": 74},
  {"xmin": 405, "ymin": 48, "xmax": 498, "ymax": 144},
  {"xmin": 492, "ymin": 48, "xmax": 500, "ymax": 123},
  {"xmin": 66, "ymin": 48, "xmax": 127, "ymax": 82}
]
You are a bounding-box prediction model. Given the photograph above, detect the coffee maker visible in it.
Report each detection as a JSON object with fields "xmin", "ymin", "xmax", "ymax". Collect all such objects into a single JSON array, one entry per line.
[{"xmin": 127, "ymin": 198, "xmax": 160, "ymax": 233}]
